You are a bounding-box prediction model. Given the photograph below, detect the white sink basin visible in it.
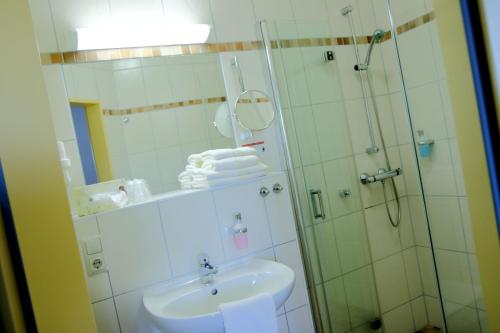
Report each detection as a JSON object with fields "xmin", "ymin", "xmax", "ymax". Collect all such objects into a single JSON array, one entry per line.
[{"xmin": 143, "ymin": 259, "xmax": 295, "ymax": 333}]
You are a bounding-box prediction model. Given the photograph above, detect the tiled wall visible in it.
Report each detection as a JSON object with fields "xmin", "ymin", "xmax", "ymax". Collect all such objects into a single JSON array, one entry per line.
[{"xmin": 74, "ymin": 172, "xmax": 315, "ymax": 333}]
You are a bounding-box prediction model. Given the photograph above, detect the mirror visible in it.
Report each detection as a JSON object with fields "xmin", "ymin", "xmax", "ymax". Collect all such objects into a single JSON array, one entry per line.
[
  {"xmin": 234, "ymin": 90, "xmax": 275, "ymax": 131},
  {"xmin": 61, "ymin": 53, "xmax": 233, "ymax": 194}
]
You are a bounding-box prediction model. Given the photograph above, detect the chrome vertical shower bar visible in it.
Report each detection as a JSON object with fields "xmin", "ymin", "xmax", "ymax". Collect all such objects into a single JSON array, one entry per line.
[
  {"xmin": 341, "ymin": 6, "xmax": 379, "ymax": 154},
  {"xmin": 259, "ymin": 20, "xmax": 327, "ymax": 333}
]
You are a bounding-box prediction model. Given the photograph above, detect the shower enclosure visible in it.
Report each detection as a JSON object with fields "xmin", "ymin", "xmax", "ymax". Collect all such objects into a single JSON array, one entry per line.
[{"xmin": 259, "ymin": 1, "xmax": 488, "ymax": 332}]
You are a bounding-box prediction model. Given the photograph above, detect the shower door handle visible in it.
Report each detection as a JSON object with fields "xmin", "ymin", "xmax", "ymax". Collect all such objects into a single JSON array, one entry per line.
[{"xmin": 310, "ymin": 189, "xmax": 326, "ymax": 220}]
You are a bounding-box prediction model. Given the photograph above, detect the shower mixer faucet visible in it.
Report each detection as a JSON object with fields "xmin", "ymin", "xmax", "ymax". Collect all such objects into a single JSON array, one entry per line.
[{"xmin": 360, "ymin": 168, "xmax": 403, "ymax": 185}]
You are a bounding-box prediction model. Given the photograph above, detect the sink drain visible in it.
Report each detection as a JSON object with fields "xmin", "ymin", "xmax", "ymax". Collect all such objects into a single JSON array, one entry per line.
[{"xmin": 211, "ymin": 288, "xmax": 218, "ymax": 295}]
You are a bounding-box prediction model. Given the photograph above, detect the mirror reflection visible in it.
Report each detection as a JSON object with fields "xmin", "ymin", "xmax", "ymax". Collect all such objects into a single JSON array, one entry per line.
[
  {"xmin": 62, "ymin": 53, "xmax": 233, "ymax": 194},
  {"xmin": 234, "ymin": 90, "xmax": 275, "ymax": 131}
]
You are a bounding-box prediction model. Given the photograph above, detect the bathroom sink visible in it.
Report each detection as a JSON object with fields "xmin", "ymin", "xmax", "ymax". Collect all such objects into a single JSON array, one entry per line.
[{"xmin": 143, "ymin": 259, "xmax": 295, "ymax": 333}]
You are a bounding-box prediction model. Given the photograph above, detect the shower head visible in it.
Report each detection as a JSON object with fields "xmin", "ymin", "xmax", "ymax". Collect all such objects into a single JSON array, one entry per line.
[{"xmin": 355, "ymin": 29, "xmax": 386, "ymax": 71}]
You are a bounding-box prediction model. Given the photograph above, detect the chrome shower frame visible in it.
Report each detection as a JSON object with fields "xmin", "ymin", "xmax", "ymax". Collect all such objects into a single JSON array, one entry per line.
[{"xmin": 259, "ymin": 20, "xmax": 328, "ymax": 333}]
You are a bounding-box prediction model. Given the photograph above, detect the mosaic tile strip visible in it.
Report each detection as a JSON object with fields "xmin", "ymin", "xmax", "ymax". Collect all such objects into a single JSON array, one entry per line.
[
  {"xmin": 40, "ymin": 12, "xmax": 435, "ymax": 65},
  {"xmin": 102, "ymin": 96, "xmax": 227, "ymax": 116}
]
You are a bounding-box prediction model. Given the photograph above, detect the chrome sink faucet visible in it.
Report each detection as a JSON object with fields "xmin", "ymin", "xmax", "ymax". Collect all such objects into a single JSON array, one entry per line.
[{"xmin": 198, "ymin": 253, "xmax": 218, "ymax": 284}]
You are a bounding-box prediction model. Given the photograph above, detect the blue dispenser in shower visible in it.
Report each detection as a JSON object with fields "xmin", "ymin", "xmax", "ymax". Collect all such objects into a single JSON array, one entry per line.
[{"xmin": 417, "ymin": 130, "xmax": 434, "ymax": 158}]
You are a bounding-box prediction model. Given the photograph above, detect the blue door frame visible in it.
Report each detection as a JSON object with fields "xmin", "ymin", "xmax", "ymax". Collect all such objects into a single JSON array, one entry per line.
[{"xmin": 460, "ymin": 0, "xmax": 500, "ymax": 238}]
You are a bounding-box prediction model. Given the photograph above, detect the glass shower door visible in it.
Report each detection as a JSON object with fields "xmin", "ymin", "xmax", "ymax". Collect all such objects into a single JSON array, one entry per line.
[{"xmin": 264, "ymin": 20, "xmax": 384, "ymax": 333}]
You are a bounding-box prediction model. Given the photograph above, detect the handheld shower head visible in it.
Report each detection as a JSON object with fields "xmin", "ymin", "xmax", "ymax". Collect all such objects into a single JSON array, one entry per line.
[{"xmin": 354, "ymin": 29, "xmax": 386, "ymax": 71}]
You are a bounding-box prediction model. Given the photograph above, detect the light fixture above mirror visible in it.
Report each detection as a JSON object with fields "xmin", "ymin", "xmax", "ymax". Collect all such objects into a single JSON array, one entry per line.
[{"xmin": 76, "ymin": 24, "xmax": 211, "ymax": 51}]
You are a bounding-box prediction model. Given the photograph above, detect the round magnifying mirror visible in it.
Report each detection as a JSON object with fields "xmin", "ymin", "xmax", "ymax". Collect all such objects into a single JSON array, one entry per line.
[{"xmin": 234, "ymin": 90, "xmax": 275, "ymax": 131}]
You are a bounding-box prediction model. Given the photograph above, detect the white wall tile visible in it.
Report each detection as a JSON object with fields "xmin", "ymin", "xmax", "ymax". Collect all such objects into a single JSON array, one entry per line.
[
  {"xmin": 253, "ymin": 0, "xmax": 294, "ymax": 21},
  {"xmin": 150, "ymin": 109, "xmax": 180, "ymax": 149},
  {"xmin": 290, "ymin": 0, "xmax": 328, "ymax": 21},
  {"xmin": 43, "ymin": 66, "xmax": 75, "ymax": 142},
  {"xmin": 122, "ymin": 113, "xmax": 155, "ymax": 154},
  {"xmin": 292, "ymin": 106, "xmax": 321, "ymax": 166},
  {"xmin": 407, "ymin": 196, "xmax": 430, "ymax": 247},
  {"xmin": 142, "ymin": 65, "xmax": 174, "ymax": 105},
  {"xmin": 128, "ymin": 151, "xmax": 161, "ymax": 188},
  {"xmin": 114, "ymin": 68, "xmax": 147, "ymax": 108},
  {"xmin": 28, "ymin": 0, "xmax": 58, "ymax": 52},
  {"xmin": 275, "ymin": 241, "xmax": 309, "ymax": 312},
  {"xmin": 210, "ymin": 0, "xmax": 257, "ymax": 42},
  {"xmin": 374, "ymin": 253, "xmax": 410, "ymax": 312},
  {"xmin": 323, "ymin": 157, "xmax": 362, "ymax": 218},
  {"xmin": 435, "ymin": 249, "xmax": 475, "ymax": 306},
  {"xmin": 411, "ymin": 296, "xmax": 428, "ymax": 330},
  {"xmin": 343, "ymin": 265, "xmax": 379, "ymax": 328},
  {"xmin": 159, "ymin": 191, "xmax": 225, "ymax": 276},
  {"xmin": 324, "ymin": 276, "xmax": 350, "ymax": 332},
  {"xmin": 424, "ymin": 296, "xmax": 444, "ymax": 328},
  {"xmin": 407, "ymin": 82, "xmax": 448, "ymax": 141},
  {"xmin": 104, "ymin": 117, "xmax": 127, "ymax": 156},
  {"xmin": 213, "ymin": 182, "xmax": 272, "ymax": 259},
  {"xmin": 334, "ymin": 212, "xmax": 370, "ymax": 273},
  {"xmin": 403, "ymin": 247, "xmax": 423, "ymax": 299},
  {"xmin": 382, "ymin": 302, "xmax": 415, "ymax": 333},
  {"xmin": 426, "ymin": 196, "xmax": 466, "ymax": 252},
  {"xmin": 286, "ymin": 305, "xmax": 315, "ymax": 333},
  {"xmin": 74, "ymin": 215, "xmax": 113, "ymax": 302},
  {"xmin": 312, "ymin": 221, "xmax": 342, "ymax": 282},
  {"xmin": 279, "ymin": 49, "xmax": 311, "ymax": 107},
  {"xmin": 418, "ymin": 140, "xmax": 458, "ymax": 196},
  {"xmin": 313, "ymin": 102, "xmax": 353, "ymax": 161},
  {"xmin": 262, "ymin": 174, "xmax": 297, "ymax": 245},
  {"xmin": 156, "ymin": 147, "xmax": 184, "ymax": 186},
  {"xmin": 115, "ymin": 290, "xmax": 161, "ymax": 333},
  {"xmin": 176, "ymin": 105, "xmax": 209, "ymax": 144},
  {"xmin": 71, "ymin": 66, "xmax": 100, "ymax": 100},
  {"xmin": 95, "ymin": 68, "xmax": 118, "ymax": 109},
  {"xmin": 417, "ymin": 246, "xmax": 439, "ymax": 297},
  {"xmin": 388, "ymin": 0, "xmax": 426, "ymax": 26},
  {"xmin": 365, "ymin": 203, "xmax": 401, "ymax": 261},
  {"xmin": 301, "ymin": 46, "xmax": 343, "ymax": 105},
  {"xmin": 397, "ymin": 26, "xmax": 437, "ymax": 88},
  {"xmin": 445, "ymin": 302, "xmax": 481, "ymax": 333},
  {"xmin": 93, "ymin": 299, "xmax": 120, "ymax": 333},
  {"xmin": 98, "ymin": 203, "xmax": 171, "ymax": 294}
]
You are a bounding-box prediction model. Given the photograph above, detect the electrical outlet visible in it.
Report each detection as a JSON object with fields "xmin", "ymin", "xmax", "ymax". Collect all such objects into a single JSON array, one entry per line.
[{"xmin": 87, "ymin": 254, "xmax": 107, "ymax": 275}]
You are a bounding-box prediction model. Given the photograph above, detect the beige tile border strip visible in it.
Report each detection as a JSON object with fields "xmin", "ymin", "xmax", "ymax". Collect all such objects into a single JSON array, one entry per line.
[
  {"xmin": 102, "ymin": 96, "xmax": 227, "ymax": 116},
  {"xmin": 40, "ymin": 12, "xmax": 435, "ymax": 65}
]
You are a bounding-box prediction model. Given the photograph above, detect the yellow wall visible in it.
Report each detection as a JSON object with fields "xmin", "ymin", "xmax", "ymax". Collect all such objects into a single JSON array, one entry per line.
[
  {"xmin": 433, "ymin": 1, "xmax": 500, "ymax": 331},
  {"xmin": 0, "ymin": 0, "xmax": 97, "ymax": 332}
]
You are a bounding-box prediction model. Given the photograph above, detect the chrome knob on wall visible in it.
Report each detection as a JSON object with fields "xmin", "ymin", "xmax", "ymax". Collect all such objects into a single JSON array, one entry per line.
[
  {"xmin": 273, "ymin": 183, "xmax": 283, "ymax": 193},
  {"xmin": 338, "ymin": 189, "xmax": 352, "ymax": 198},
  {"xmin": 259, "ymin": 186, "xmax": 270, "ymax": 197}
]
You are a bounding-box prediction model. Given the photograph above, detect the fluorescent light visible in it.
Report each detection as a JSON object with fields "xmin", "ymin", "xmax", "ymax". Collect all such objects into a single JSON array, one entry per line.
[{"xmin": 76, "ymin": 24, "xmax": 211, "ymax": 50}]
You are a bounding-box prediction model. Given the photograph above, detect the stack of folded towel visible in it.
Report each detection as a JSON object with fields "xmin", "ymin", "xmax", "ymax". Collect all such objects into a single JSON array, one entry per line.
[{"xmin": 178, "ymin": 147, "xmax": 268, "ymax": 189}]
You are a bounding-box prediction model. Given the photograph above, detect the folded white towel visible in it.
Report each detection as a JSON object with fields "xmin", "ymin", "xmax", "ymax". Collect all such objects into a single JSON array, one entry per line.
[
  {"xmin": 219, "ymin": 293, "xmax": 278, "ymax": 333},
  {"xmin": 190, "ymin": 163, "xmax": 268, "ymax": 181},
  {"xmin": 187, "ymin": 154, "xmax": 203, "ymax": 168},
  {"xmin": 190, "ymin": 170, "xmax": 268, "ymax": 189},
  {"xmin": 201, "ymin": 147, "xmax": 256, "ymax": 161},
  {"xmin": 202, "ymin": 155, "xmax": 259, "ymax": 171}
]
